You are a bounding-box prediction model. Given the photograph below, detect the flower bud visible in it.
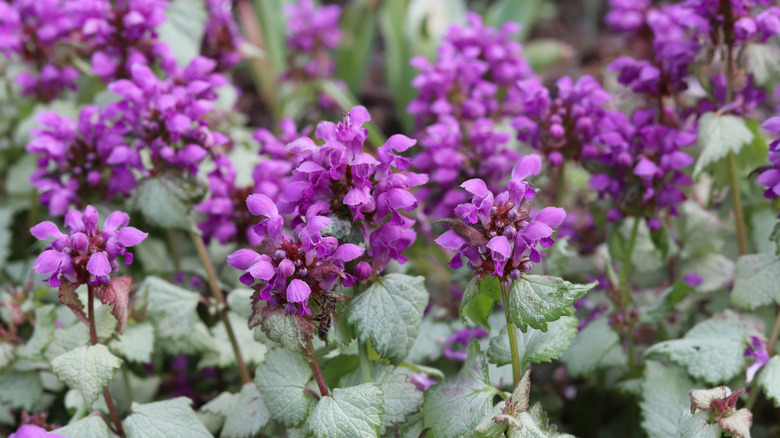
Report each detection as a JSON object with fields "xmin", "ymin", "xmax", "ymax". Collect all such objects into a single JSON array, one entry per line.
[
  {"xmin": 297, "ymin": 268, "xmax": 308, "ymax": 278},
  {"xmin": 503, "ymin": 226, "xmax": 517, "ymax": 240},
  {"xmin": 278, "ymin": 259, "xmax": 295, "ymax": 278},
  {"xmin": 510, "ymin": 269, "xmax": 522, "ymax": 279},
  {"xmin": 354, "ymin": 261, "xmax": 372, "ymax": 281},
  {"xmin": 548, "ymin": 151, "xmax": 563, "ymax": 167}
]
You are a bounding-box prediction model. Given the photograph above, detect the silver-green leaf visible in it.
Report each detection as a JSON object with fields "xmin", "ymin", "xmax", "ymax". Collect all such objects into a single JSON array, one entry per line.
[
  {"xmin": 222, "ymin": 383, "xmax": 270, "ymax": 438},
  {"xmin": 561, "ymin": 317, "xmax": 620, "ymax": 378},
  {"xmin": 694, "ymin": 112, "xmax": 754, "ymax": 176},
  {"xmin": 507, "ymin": 276, "xmax": 596, "ymax": 332},
  {"xmin": 758, "ymin": 355, "xmax": 780, "ymax": 407},
  {"xmin": 423, "ymin": 342, "xmax": 499, "ymax": 437},
  {"xmin": 347, "ymin": 273, "xmax": 429, "ymax": 363},
  {"xmin": 123, "ymin": 397, "xmax": 213, "ymax": 438},
  {"xmin": 641, "ymin": 361, "xmax": 696, "ymax": 438},
  {"xmin": 254, "ymin": 347, "xmax": 315, "ymax": 427},
  {"xmin": 306, "ymin": 383, "xmax": 384, "ymax": 438},
  {"xmin": 51, "ymin": 344, "xmax": 122, "ymax": 408},
  {"xmin": 644, "ymin": 319, "xmax": 747, "ymax": 385},
  {"xmin": 732, "ymin": 253, "xmax": 780, "ymax": 310},
  {"xmin": 488, "ymin": 316, "xmax": 578, "ymax": 367}
]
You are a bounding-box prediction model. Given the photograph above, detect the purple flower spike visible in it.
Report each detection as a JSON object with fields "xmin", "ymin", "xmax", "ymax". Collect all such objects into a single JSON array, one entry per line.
[
  {"xmin": 10, "ymin": 425, "xmax": 66, "ymax": 438},
  {"xmin": 437, "ymin": 154, "xmax": 564, "ymax": 278},
  {"xmin": 31, "ymin": 206, "xmax": 146, "ymax": 287}
]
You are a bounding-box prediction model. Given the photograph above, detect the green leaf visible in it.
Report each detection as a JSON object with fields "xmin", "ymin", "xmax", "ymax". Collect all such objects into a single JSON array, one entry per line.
[
  {"xmin": 407, "ymin": 316, "xmax": 453, "ymax": 363},
  {"xmin": 157, "ymin": 0, "xmax": 207, "ymax": 68},
  {"xmin": 0, "ymin": 371, "xmax": 44, "ymax": 411},
  {"xmin": 132, "ymin": 177, "xmax": 194, "ymax": 231},
  {"xmin": 306, "ymin": 383, "xmax": 384, "ymax": 438},
  {"xmin": 51, "ymin": 344, "xmax": 122, "ymax": 408},
  {"xmin": 460, "ymin": 276, "xmax": 501, "ymax": 329},
  {"xmin": 673, "ymin": 201, "xmax": 724, "ymax": 257},
  {"xmin": 109, "ymin": 322, "xmax": 155, "ymax": 363},
  {"xmin": 55, "ymin": 415, "xmax": 111, "ymax": 438},
  {"xmin": 0, "ymin": 206, "xmax": 15, "ymax": 268},
  {"xmin": 677, "ymin": 410, "xmax": 720, "ymax": 438},
  {"xmin": 488, "ymin": 316, "xmax": 577, "ymax": 367},
  {"xmin": 561, "ymin": 317, "xmax": 620, "ymax": 378},
  {"xmin": 640, "ymin": 282, "xmax": 694, "ymax": 325},
  {"xmin": 693, "ymin": 112, "xmax": 754, "ymax": 176},
  {"xmin": 641, "ymin": 361, "xmax": 696, "ymax": 438},
  {"xmin": 507, "ymin": 275, "xmax": 597, "ymax": 332},
  {"xmin": 524, "ymin": 39, "xmax": 572, "ymax": 72},
  {"xmin": 740, "ymin": 43, "xmax": 780, "ymax": 86},
  {"xmin": 199, "ymin": 312, "xmax": 266, "ymax": 368},
  {"xmin": 511, "ymin": 403, "xmax": 575, "ymax": 438},
  {"xmin": 347, "ymin": 273, "xmax": 429, "ymax": 364},
  {"xmin": 732, "ymin": 253, "xmax": 780, "ymax": 310},
  {"xmin": 222, "ymin": 383, "xmax": 270, "ymax": 438},
  {"xmin": 340, "ymin": 364, "xmax": 423, "ymax": 434},
  {"xmin": 255, "ymin": 348, "xmax": 315, "ymax": 427},
  {"xmin": 379, "ymin": 0, "xmax": 416, "ymax": 132},
  {"xmin": 423, "ymin": 342, "xmax": 498, "ymax": 437},
  {"xmin": 17, "ymin": 304, "xmax": 56, "ymax": 359},
  {"xmin": 334, "ymin": 0, "xmax": 378, "ymax": 95},
  {"xmin": 159, "ymin": 321, "xmax": 218, "ymax": 356},
  {"xmin": 124, "ymin": 397, "xmax": 212, "ymax": 438},
  {"xmin": 644, "ymin": 318, "xmax": 747, "ymax": 385},
  {"xmin": 485, "ymin": 0, "xmax": 542, "ymax": 41},
  {"xmin": 44, "ymin": 323, "xmax": 90, "ymax": 363},
  {"xmin": 199, "ymin": 392, "xmax": 235, "ymax": 433},
  {"xmin": 140, "ymin": 276, "xmax": 200, "ymax": 339},
  {"xmin": 680, "ymin": 253, "xmax": 734, "ymax": 293},
  {"xmin": 758, "ymin": 355, "xmax": 780, "ymax": 407},
  {"xmin": 261, "ymin": 306, "xmax": 315, "ymax": 358}
]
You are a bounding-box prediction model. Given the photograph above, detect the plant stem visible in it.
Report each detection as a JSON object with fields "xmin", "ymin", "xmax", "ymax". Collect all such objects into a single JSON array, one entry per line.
[
  {"xmin": 190, "ymin": 231, "xmax": 252, "ymax": 384},
  {"xmin": 358, "ymin": 341, "xmax": 373, "ymax": 383},
  {"xmin": 619, "ymin": 218, "xmax": 641, "ymax": 307},
  {"xmin": 308, "ymin": 340, "xmax": 329, "ymax": 397},
  {"xmin": 767, "ymin": 305, "xmax": 780, "ymax": 357},
  {"xmin": 501, "ymin": 280, "xmax": 522, "ymax": 389},
  {"xmin": 167, "ymin": 229, "xmax": 182, "ymax": 271},
  {"xmin": 724, "ymin": 37, "xmax": 749, "ymax": 255},
  {"xmin": 87, "ymin": 285, "xmax": 126, "ymax": 438},
  {"xmin": 556, "ymin": 162, "xmax": 566, "ymax": 208}
]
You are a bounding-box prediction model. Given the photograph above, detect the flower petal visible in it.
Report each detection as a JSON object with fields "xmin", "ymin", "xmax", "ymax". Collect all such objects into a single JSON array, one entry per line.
[
  {"xmin": 30, "ymin": 221, "xmax": 64, "ymax": 240},
  {"xmin": 460, "ymin": 179, "xmax": 490, "ymax": 197},
  {"xmin": 333, "ymin": 243, "xmax": 365, "ymax": 262},
  {"xmin": 512, "ymin": 154, "xmax": 542, "ymax": 180},
  {"xmin": 87, "ymin": 251, "xmax": 112, "ymax": 277},
  {"xmin": 487, "ymin": 235, "xmax": 511, "ymax": 258},
  {"xmin": 534, "ymin": 207, "xmax": 566, "ymax": 228},
  {"xmin": 247, "ymin": 194, "xmax": 278, "ymax": 217},
  {"xmin": 116, "ymin": 227, "xmax": 148, "ymax": 247},
  {"xmin": 286, "ymin": 279, "xmax": 311, "ymax": 303}
]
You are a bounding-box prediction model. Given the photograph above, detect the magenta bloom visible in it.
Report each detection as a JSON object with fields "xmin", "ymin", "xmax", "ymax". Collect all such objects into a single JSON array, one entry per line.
[
  {"xmin": 442, "ymin": 327, "xmax": 489, "ymax": 361},
  {"xmin": 745, "ymin": 336, "xmax": 769, "ymax": 383},
  {"xmin": 227, "ymin": 194, "xmax": 363, "ymax": 318},
  {"xmin": 758, "ymin": 117, "xmax": 780, "ymax": 200},
  {"xmin": 10, "ymin": 425, "xmax": 66, "ymax": 438},
  {"xmin": 202, "ymin": 0, "xmax": 243, "ymax": 71},
  {"xmin": 31, "ymin": 206, "xmax": 147, "ymax": 287},
  {"xmin": 436, "ymin": 154, "xmax": 566, "ymax": 277},
  {"xmin": 283, "ymin": 0, "xmax": 342, "ymax": 81}
]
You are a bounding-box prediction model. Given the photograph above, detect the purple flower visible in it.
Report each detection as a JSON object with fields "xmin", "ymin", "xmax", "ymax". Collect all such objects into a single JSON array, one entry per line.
[
  {"xmin": 605, "ymin": 0, "xmax": 651, "ymax": 33},
  {"xmin": 10, "ymin": 425, "xmax": 66, "ymax": 438},
  {"xmin": 276, "ymin": 107, "xmax": 426, "ymax": 275},
  {"xmin": 409, "ymin": 372, "xmax": 437, "ymax": 391},
  {"xmin": 758, "ymin": 117, "xmax": 780, "ymax": 200},
  {"xmin": 437, "ymin": 154, "xmax": 566, "ymax": 277},
  {"xmin": 442, "ymin": 327, "xmax": 489, "ymax": 361},
  {"xmin": 31, "ymin": 206, "xmax": 147, "ymax": 287},
  {"xmin": 409, "ymin": 13, "xmax": 534, "ymax": 218},
  {"xmin": 202, "ymin": 0, "xmax": 243, "ymax": 71},
  {"xmin": 227, "ymin": 194, "xmax": 364, "ymax": 321},
  {"xmin": 27, "ymin": 107, "xmax": 142, "ymax": 216},
  {"xmin": 745, "ymin": 336, "xmax": 769, "ymax": 383}
]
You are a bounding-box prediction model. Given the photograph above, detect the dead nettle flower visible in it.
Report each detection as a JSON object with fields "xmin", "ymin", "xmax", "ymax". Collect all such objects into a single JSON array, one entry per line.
[
  {"xmin": 745, "ymin": 336, "xmax": 769, "ymax": 383},
  {"xmin": 435, "ymin": 154, "xmax": 566, "ymax": 280},
  {"xmin": 689, "ymin": 386, "xmax": 752, "ymax": 438},
  {"xmin": 30, "ymin": 205, "xmax": 147, "ymax": 332},
  {"xmin": 227, "ymin": 194, "xmax": 364, "ymax": 320}
]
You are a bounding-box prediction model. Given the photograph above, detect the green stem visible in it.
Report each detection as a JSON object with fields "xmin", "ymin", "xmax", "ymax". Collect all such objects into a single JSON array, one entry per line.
[
  {"xmin": 88, "ymin": 285, "xmax": 126, "ymax": 438},
  {"xmin": 358, "ymin": 341, "xmax": 373, "ymax": 383},
  {"xmin": 501, "ymin": 280, "xmax": 522, "ymax": 389},
  {"xmin": 768, "ymin": 306, "xmax": 780, "ymax": 357},
  {"xmin": 167, "ymin": 229, "xmax": 182, "ymax": 271},
  {"xmin": 723, "ymin": 33, "xmax": 748, "ymax": 255},
  {"xmin": 190, "ymin": 231, "xmax": 252, "ymax": 384},
  {"xmin": 556, "ymin": 162, "xmax": 566, "ymax": 208},
  {"xmin": 619, "ymin": 218, "xmax": 640, "ymax": 307}
]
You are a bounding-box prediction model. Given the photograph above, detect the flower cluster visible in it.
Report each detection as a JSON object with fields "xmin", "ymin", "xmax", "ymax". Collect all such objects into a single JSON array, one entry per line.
[
  {"xmin": 27, "ymin": 108, "xmax": 141, "ymax": 216},
  {"xmin": 227, "ymin": 194, "xmax": 364, "ymax": 318},
  {"xmin": 757, "ymin": 117, "xmax": 780, "ymax": 199},
  {"xmin": 277, "ymin": 106, "xmax": 427, "ymax": 275},
  {"xmin": 283, "ymin": 0, "xmax": 342, "ymax": 83},
  {"xmin": 0, "ymin": 0, "xmax": 83, "ymax": 101},
  {"xmin": 196, "ymin": 155, "xmax": 292, "ymax": 245},
  {"xmin": 511, "ymin": 75, "xmax": 613, "ymax": 166},
  {"xmin": 201, "ymin": 0, "xmax": 243, "ymax": 72},
  {"xmin": 408, "ymin": 13, "xmax": 534, "ymax": 218},
  {"xmin": 435, "ymin": 155, "xmax": 566, "ymax": 279},
  {"xmin": 107, "ymin": 58, "xmax": 228, "ymax": 173},
  {"xmin": 81, "ymin": 0, "xmax": 172, "ymax": 82},
  {"xmin": 31, "ymin": 206, "xmax": 147, "ymax": 287},
  {"xmin": 253, "ymin": 118, "xmax": 309, "ymax": 161},
  {"xmin": 588, "ymin": 108, "xmax": 695, "ymax": 226},
  {"xmin": 604, "ymin": 0, "xmax": 651, "ymax": 33}
]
